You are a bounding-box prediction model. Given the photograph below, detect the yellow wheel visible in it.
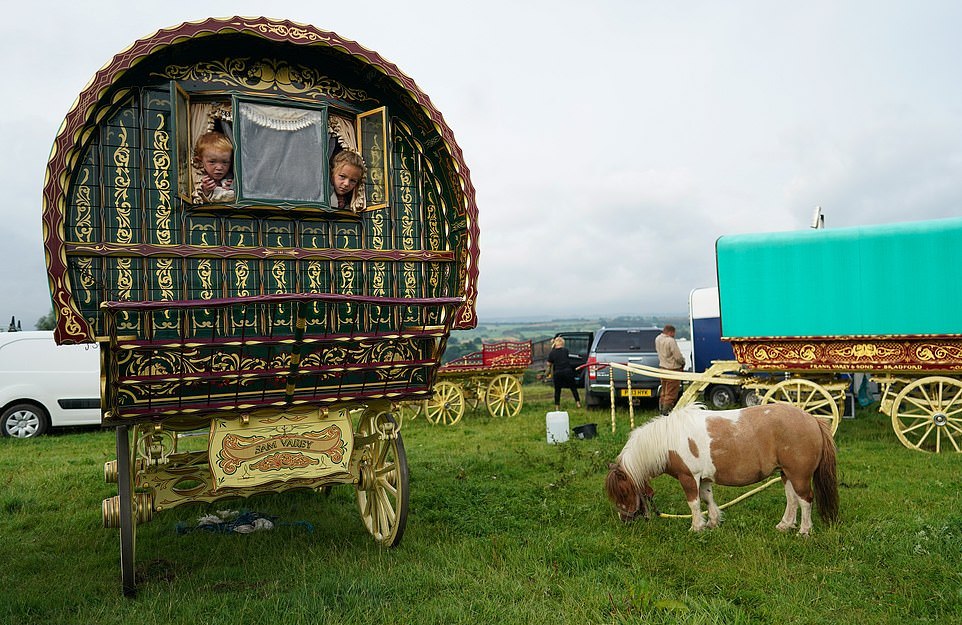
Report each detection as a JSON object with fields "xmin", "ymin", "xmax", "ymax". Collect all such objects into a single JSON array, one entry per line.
[
  {"xmin": 462, "ymin": 379, "xmax": 483, "ymax": 412},
  {"xmin": 890, "ymin": 376, "xmax": 962, "ymax": 453},
  {"xmin": 397, "ymin": 400, "xmax": 424, "ymax": 423},
  {"xmin": 355, "ymin": 410, "xmax": 408, "ymax": 546},
  {"xmin": 425, "ymin": 381, "xmax": 465, "ymax": 425},
  {"xmin": 486, "ymin": 374, "xmax": 523, "ymax": 418},
  {"xmin": 761, "ymin": 378, "xmax": 840, "ymax": 435}
]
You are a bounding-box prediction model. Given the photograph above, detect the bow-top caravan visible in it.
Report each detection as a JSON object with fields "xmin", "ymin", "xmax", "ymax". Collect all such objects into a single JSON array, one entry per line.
[{"xmin": 41, "ymin": 17, "xmax": 479, "ymax": 595}]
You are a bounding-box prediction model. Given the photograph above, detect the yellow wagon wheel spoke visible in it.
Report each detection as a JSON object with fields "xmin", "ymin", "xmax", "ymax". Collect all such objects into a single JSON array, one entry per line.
[
  {"xmin": 761, "ymin": 378, "xmax": 840, "ymax": 436},
  {"xmin": 890, "ymin": 376, "xmax": 962, "ymax": 453},
  {"xmin": 486, "ymin": 374, "xmax": 524, "ymax": 418},
  {"xmin": 425, "ymin": 381, "xmax": 465, "ymax": 426},
  {"xmin": 355, "ymin": 410, "xmax": 408, "ymax": 546}
]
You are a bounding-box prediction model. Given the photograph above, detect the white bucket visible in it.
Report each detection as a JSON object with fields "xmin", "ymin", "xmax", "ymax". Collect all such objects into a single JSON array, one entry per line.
[{"xmin": 546, "ymin": 411, "xmax": 569, "ymax": 444}]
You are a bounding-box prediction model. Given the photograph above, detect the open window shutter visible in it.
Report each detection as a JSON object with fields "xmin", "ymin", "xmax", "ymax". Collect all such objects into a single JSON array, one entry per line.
[
  {"xmin": 170, "ymin": 82, "xmax": 192, "ymax": 203},
  {"xmin": 357, "ymin": 106, "xmax": 389, "ymax": 211}
]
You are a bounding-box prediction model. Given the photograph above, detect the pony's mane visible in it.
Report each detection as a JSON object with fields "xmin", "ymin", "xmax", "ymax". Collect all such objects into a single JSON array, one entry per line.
[{"xmin": 618, "ymin": 404, "xmax": 711, "ymax": 485}]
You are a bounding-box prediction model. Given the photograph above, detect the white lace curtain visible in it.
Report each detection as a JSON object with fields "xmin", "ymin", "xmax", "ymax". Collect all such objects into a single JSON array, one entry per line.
[{"xmin": 239, "ymin": 102, "xmax": 326, "ymax": 202}]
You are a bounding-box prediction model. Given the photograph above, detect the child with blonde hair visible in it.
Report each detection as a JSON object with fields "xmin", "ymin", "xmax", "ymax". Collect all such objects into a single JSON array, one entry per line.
[
  {"xmin": 193, "ymin": 131, "xmax": 235, "ymax": 203},
  {"xmin": 329, "ymin": 150, "xmax": 365, "ymax": 211}
]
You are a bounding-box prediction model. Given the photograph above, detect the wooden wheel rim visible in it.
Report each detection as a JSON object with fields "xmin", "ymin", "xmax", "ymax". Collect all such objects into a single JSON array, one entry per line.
[
  {"xmin": 761, "ymin": 378, "xmax": 840, "ymax": 436},
  {"xmin": 486, "ymin": 374, "xmax": 523, "ymax": 418},
  {"xmin": 355, "ymin": 412, "xmax": 409, "ymax": 546},
  {"xmin": 891, "ymin": 376, "xmax": 962, "ymax": 453},
  {"xmin": 425, "ymin": 381, "xmax": 465, "ymax": 425},
  {"xmin": 116, "ymin": 425, "xmax": 138, "ymax": 596}
]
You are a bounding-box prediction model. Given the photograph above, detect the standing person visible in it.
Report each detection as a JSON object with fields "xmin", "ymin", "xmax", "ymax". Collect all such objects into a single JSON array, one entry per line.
[
  {"xmin": 655, "ymin": 324, "xmax": 686, "ymax": 415},
  {"xmin": 546, "ymin": 337, "xmax": 582, "ymax": 411}
]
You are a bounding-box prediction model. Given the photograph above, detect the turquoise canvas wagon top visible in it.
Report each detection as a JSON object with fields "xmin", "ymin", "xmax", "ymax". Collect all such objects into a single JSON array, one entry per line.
[{"xmin": 716, "ymin": 217, "xmax": 962, "ymax": 340}]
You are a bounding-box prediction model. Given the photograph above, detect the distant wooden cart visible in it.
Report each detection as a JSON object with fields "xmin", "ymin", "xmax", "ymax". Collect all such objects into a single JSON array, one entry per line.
[{"xmin": 412, "ymin": 341, "xmax": 531, "ymax": 425}]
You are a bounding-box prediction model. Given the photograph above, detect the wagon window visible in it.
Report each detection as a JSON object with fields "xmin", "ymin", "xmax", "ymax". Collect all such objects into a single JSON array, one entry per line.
[{"xmin": 237, "ymin": 101, "xmax": 328, "ymax": 203}]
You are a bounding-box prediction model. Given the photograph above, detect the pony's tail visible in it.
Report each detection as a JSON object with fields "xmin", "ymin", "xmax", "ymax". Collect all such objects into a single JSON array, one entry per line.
[{"xmin": 813, "ymin": 419, "xmax": 839, "ymax": 525}]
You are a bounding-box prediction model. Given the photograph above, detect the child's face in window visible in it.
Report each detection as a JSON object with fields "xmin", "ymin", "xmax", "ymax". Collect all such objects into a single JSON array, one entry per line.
[
  {"xmin": 202, "ymin": 148, "xmax": 232, "ymax": 182},
  {"xmin": 332, "ymin": 164, "xmax": 363, "ymax": 197}
]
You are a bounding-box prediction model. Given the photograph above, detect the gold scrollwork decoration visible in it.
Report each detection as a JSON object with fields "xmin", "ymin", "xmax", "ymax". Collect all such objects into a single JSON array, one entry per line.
[
  {"xmin": 916, "ymin": 343, "xmax": 962, "ymax": 362},
  {"xmin": 73, "ymin": 168, "xmax": 93, "ymax": 243},
  {"xmin": 112, "ymin": 125, "xmax": 132, "ymax": 245},
  {"xmin": 152, "ymin": 114, "xmax": 172, "ymax": 245},
  {"xmin": 829, "ymin": 342, "xmax": 904, "ymax": 362},
  {"xmin": 158, "ymin": 57, "xmax": 369, "ymax": 102}
]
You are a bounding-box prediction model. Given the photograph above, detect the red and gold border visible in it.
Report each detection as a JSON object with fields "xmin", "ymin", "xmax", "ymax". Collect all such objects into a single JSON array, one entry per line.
[{"xmin": 731, "ymin": 337, "xmax": 962, "ymax": 372}]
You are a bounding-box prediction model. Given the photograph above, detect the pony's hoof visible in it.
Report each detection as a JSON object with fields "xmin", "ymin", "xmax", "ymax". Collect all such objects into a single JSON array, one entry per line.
[{"xmin": 776, "ymin": 522, "xmax": 795, "ymax": 532}]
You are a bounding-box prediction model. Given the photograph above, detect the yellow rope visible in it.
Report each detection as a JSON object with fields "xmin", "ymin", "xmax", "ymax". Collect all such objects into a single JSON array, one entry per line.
[{"xmin": 656, "ymin": 476, "xmax": 783, "ymax": 519}]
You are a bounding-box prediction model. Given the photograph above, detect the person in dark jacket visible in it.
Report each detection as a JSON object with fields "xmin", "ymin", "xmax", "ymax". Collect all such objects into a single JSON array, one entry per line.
[{"xmin": 546, "ymin": 337, "xmax": 582, "ymax": 411}]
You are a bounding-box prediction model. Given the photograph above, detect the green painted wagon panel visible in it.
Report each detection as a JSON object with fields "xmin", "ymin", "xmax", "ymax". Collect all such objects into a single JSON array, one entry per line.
[{"xmin": 716, "ymin": 217, "xmax": 962, "ymax": 339}]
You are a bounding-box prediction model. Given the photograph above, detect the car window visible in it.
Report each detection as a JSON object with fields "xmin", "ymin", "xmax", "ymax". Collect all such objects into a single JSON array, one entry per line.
[
  {"xmin": 562, "ymin": 336, "xmax": 590, "ymax": 359},
  {"xmin": 595, "ymin": 330, "xmax": 659, "ymax": 352}
]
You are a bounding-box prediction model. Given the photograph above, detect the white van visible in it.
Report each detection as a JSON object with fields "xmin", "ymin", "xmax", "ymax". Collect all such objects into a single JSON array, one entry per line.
[{"xmin": 0, "ymin": 331, "xmax": 101, "ymax": 438}]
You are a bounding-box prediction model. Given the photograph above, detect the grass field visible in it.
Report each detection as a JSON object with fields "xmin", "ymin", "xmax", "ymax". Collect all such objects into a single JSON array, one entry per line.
[{"xmin": 1, "ymin": 384, "xmax": 961, "ymax": 624}]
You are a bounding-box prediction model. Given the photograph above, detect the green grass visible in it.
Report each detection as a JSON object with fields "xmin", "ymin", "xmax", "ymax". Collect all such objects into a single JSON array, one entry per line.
[{"xmin": 1, "ymin": 385, "xmax": 961, "ymax": 624}]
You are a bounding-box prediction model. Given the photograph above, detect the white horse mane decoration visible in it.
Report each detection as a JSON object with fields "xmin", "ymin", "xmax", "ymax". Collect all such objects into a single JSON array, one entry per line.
[{"xmin": 605, "ymin": 403, "xmax": 839, "ymax": 535}]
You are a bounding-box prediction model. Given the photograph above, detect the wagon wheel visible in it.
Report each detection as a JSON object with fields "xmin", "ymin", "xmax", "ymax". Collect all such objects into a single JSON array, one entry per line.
[
  {"xmin": 761, "ymin": 378, "xmax": 840, "ymax": 435},
  {"xmin": 464, "ymin": 378, "xmax": 483, "ymax": 412},
  {"xmin": 486, "ymin": 374, "xmax": 524, "ymax": 418},
  {"xmin": 425, "ymin": 381, "xmax": 465, "ymax": 425},
  {"xmin": 890, "ymin": 376, "xmax": 962, "ymax": 453},
  {"xmin": 115, "ymin": 425, "xmax": 138, "ymax": 597},
  {"xmin": 355, "ymin": 410, "xmax": 409, "ymax": 546},
  {"xmin": 397, "ymin": 400, "xmax": 424, "ymax": 423}
]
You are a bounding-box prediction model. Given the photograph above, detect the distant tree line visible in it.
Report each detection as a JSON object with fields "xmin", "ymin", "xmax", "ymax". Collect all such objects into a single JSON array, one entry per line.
[{"xmin": 36, "ymin": 310, "xmax": 56, "ymax": 331}]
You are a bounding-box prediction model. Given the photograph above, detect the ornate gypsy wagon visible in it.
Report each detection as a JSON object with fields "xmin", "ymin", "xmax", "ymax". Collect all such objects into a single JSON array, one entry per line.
[
  {"xmin": 629, "ymin": 216, "xmax": 962, "ymax": 454},
  {"xmin": 41, "ymin": 16, "xmax": 478, "ymax": 595},
  {"xmin": 713, "ymin": 216, "xmax": 962, "ymax": 453}
]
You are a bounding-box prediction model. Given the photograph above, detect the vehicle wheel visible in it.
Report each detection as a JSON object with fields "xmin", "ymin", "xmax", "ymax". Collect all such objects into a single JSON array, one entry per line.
[
  {"xmin": 486, "ymin": 374, "xmax": 523, "ymax": 418},
  {"xmin": 585, "ymin": 386, "xmax": 601, "ymax": 409},
  {"xmin": 890, "ymin": 376, "xmax": 962, "ymax": 453},
  {"xmin": 742, "ymin": 390, "xmax": 762, "ymax": 407},
  {"xmin": 396, "ymin": 400, "xmax": 424, "ymax": 423},
  {"xmin": 355, "ymin": 410, "xmax": 409, "ymax": 546},
  {"xmin": 425, "ymin": 381, "xmax": 465, "ymax": 425},
  {"xmin": 707, "ymin": 385, "xmax": 737, "ymax": 409},
  {"xmin": 116, "ymin": 425, "xmax": 138, "ymax": 597},
  {"xmin": 464, "ymin": 379, "xmax": 483, "ymax": 412},
  {"xmin": 761, "ymin": 379, "xmax": 840, "ymax": 435},
  {"xmin": 0, "ymin": 403, "xmax": 50, "ymax": 438}
]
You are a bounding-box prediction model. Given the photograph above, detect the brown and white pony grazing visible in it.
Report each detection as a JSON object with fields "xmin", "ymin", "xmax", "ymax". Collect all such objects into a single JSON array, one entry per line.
[{"xmin": 605, "ymin": 403, "xmax": 838, "ymax": 535}]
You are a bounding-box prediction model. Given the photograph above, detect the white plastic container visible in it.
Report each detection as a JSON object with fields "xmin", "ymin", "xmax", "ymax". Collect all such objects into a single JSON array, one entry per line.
[{"xmin": 546, "ymin": 411, "xmax": 569, "ymax": 444}]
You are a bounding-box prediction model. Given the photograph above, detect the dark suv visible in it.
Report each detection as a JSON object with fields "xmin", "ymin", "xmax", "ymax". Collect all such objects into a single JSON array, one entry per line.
[{"xmin": 584, "ymin": 327, "xmax": 662, "ymax": 407}]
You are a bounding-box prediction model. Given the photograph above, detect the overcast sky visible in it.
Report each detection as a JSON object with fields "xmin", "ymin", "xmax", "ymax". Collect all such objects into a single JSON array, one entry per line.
[{"xmin": 2, "ymin": 0, "xmax": 961, "ymax": 330}]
